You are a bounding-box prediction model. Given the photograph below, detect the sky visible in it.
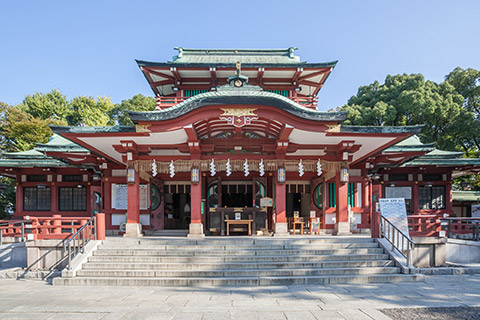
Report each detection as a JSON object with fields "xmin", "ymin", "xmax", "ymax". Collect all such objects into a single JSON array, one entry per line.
[{"xmin": 1, "ymin": 0, "xmax": 479, "ymax": 111}]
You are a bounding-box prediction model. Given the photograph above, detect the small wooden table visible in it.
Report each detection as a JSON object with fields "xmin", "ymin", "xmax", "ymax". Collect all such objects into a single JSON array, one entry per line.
[
  {"xmin": 292, "ymin": 219, "xmax": 304, "ymax": 235},
  {"xmin": 225, "ymin": 219, "xmax": 253, "ymax": 236}
]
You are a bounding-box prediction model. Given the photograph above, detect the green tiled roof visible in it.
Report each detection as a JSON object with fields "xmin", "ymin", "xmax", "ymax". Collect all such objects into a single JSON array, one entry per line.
[
  {"xmin": 50, "ymin": 125, "xmax": 136, "ymax": 134},
  {"xmin": 340, "ymin": 125, "xmax": 423, "ymax": 134},
  {"xmin": 384, "ymin": 135, "xmax": 435, "ymax": 152},
  {"xmin": 0, "ymin": 158, "xmax": 74, "ymax": 168},
  {"xmin": 171, "ymin": 47, "xmax": 302, "ymax": 64},
  {"xmin": 452, "ymin": 191, "xmax": 480, "ymax": 202},
  {"xmin": 35, "ymin": 134, "xmax": 88, "ymax": 153},
  {"xmin": 129, "ymin": 84, "xmax": 347, "ymax": 123},
  {"xmin": 401, "ymin": 158, "xmax": 480, "ymax": 167},
  {"xmin": 137, "ymin": 47, "xmax": 337, "ymax": 69}
]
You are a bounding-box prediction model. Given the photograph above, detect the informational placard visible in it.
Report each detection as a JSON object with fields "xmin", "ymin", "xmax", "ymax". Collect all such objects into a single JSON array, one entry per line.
[
  {"xmin": 111, "ymin": 184, "xmax": 149, "ymax": 210},
  {"xmin": 311, "ymin": 218, "xmax": 320, "ymax": 233},
  {"xmin": 385, "ymin": 186, "xmax": 412, "ymax": 199},
  {"xmin": 139, "ymin": 185, "xmax": 148, "ymax": 210},
  {"xmin": 113, "ymin": 184, "xmax": 128, "ymax": 210},
  {"xmin": 379, "ymin": 198, "xmax": 411, "ymax": 240},
  {"xmin": 472, "ymin": 204, "xmax": 480, "ymax": 218},
  {"xmin": 260, "ymin": 197, "xmax": 273, "ymax": 207}
]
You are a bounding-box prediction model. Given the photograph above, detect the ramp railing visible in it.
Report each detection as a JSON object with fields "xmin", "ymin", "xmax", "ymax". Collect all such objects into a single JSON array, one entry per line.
[
  {"xmin": 63, "ymin": 216, "xmax": 96, "ymax": 270},
  {"xmin": 380, "ymin": 215, "xmax": 415, "ymax": 267}
]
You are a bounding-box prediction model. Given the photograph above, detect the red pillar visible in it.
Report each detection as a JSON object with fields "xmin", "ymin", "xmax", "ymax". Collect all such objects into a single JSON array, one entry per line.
[
  {"xmin": 124, "ymin": 169, "xmax": 141, "ymax": 237},
  {"xmin": 16, "ymin": 181, "xmax": 22, "ymax": 216},
  {"xmin": 127, "ymin": 171, "xmax": 140, "ymax": 224},
  {"xmin": 188, "ymin": 170, "xmax": 204, "ymax": 237},
  {"xmin": 191, "ymin": 182, "xmax": 202, "ymax": 224},
  {"xmin": 274, "ymin": 174, "xmax": 288, "ymax": 235},
  {"xmin": 96, "ymin": 213, "xmax": 105, "ymax": 240},
  {"xmin": 446, "ymin": 175, "xmax": 453, "ymax": 212},
  {"xmin": 276, "ymin": 182, "xmax": 286, "ymax": 223},
  {"xmin": 334, "ymin": 171, "xmax": 350, "ymax": 235},
  {"xmin": 52, "ymin": 214, "xmax": 61, "ymax": 234},
  {"xmin": 412, "ymin": 182, "xmax": 420, "ymax": 214}
]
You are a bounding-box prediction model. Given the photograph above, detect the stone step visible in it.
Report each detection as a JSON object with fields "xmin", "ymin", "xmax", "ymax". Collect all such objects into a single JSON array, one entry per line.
[
  {"xmin": 53, "ymin": 273, "xmax": 423, "ymax": 286},
  {"xmin": 88, "ymin": 253, "xmax": 390, "ymax": 263},
  {"xmin": 102, "ymin": 237, "xmax": 376, "ymax": 246},
  {"xmin": 99, "ymin": 243, "xmax": 381, "ymax": 250},
  {"xmin": 93, "ymin": 248, "xmax": 384, "ymax": 256},
  {"xmin": 76, "ymin": 267, "xmax": 401, "ymax": 278},
  {"xmin": 82, "ymin": 259, "xmax": 395, "ymax": 270}
]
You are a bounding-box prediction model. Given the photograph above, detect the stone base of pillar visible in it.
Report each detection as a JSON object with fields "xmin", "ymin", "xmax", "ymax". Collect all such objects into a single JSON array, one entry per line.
[
  {"xmin": 273, "ymin": 222, "xmax": 289, "ymax": 237},
  {"xmin": 187, "ymin": 223, "xmax": 205, "ymax": 238},
  {"xmin": 333, "ymin": 222, "xmax": 351, "ymax": 236},
  {"xmin": 123, "ymin": 223, "xmax": 143, "ymax": 238}
]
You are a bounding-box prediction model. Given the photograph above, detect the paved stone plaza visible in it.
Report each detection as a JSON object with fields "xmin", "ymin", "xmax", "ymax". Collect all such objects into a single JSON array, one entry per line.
[{"xmin": 1, "ymin": 274, "xmax": 480, "ymax": 319}]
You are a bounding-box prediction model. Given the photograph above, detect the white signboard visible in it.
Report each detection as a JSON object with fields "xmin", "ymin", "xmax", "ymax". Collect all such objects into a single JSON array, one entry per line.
[
  {"xmin": 472, "ymin": 204, "xmax": 480, "ymax": 218},
  {"xmin": 379, "ymin": 198, "xmax": 411, "ymax": 240},
  {"xmin": 385, "ymin": 187, "xmax": 412, "ymax": 199},
  {"xmin": 111, "ymin": 184, "xmax": 149, "ymax": 210},
  {"xmin": 112, "ymin": 184, "xmax": 128, "ymax": 210}
]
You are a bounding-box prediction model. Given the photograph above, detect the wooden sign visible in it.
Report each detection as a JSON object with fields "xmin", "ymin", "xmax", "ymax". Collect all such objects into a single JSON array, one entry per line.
[{"xmin": 260, "ymin": 197, "xmax": 273, "ymax": 207}]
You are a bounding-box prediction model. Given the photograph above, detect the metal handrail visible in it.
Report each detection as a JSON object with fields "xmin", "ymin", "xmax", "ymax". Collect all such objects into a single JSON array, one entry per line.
[
  {"xmin": 0, "ymin": 220, "xmax": 27, "ymax": 245},
  {"xmin": 440, "ymin": 217, "xmax": 480, "ymax": 241},
  {"xmin": 380, "ymin": 215, "xmax": 415, "ymax": 267},
  {"xmin": 63, "ymin": 216, "xmax": 96, "ymax": 270}
]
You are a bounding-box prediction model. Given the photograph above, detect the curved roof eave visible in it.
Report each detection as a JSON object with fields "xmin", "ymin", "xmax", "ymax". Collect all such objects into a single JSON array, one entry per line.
[
  {"xmin": 128, "ymin": 91, "xmax": 347, "ymax": 123},
  {"xmin": 135, "ymin": 59, "xmax": 338, "ymax": 69}
]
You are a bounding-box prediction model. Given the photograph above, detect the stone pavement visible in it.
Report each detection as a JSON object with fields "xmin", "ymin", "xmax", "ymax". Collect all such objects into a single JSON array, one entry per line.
[{"xmin": 0, "ymin": 274, "xmax": 480, "ymax": 320}]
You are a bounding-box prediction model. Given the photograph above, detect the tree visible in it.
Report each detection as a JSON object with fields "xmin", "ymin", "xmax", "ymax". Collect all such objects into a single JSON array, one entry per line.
[
  {"xmin": 109, "ymin": 94, "xmax": 156, "ymax": 125},
  {"xmin": 17, "ymin": 89, "xmax": 70, "ymax": 125},
  {"xmin": 339, "ymin": 73, "xmax": 474, "ymax": 151},
  {"xmin": 0, "ymin": 177, "xmax": 16, "ymax": 219},
  {"xmin": 67, "ymin": 96, "xmax": 115, "ymax": 126},
  {"xmin": 0, "ymin": 104, "xmax": 55, "ymax": 152},
  {"xmin": 445, "ymin": 68, "xmax": 480, "ymax": 154}
]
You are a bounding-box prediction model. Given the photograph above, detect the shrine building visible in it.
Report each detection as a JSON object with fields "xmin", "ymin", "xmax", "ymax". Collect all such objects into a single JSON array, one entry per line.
[{"xmin": 2, "ymin": 47, "xmax": 480, "ymax": 237}]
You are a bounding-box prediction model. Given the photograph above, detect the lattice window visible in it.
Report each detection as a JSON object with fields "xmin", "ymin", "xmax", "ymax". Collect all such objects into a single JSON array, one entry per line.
[
  {"xmin": 59, "ymin": 187, "xmax": 87, "ymax": 211},
  {"xmin": 23, "ymin": 187, "xmax": 51, "ymax": 211}
]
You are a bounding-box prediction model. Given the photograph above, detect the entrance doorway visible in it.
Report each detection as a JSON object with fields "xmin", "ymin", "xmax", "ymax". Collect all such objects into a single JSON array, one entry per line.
[
  {"xmin": 164, "ymin": 183, "xmax": 191, "ymax": 230},
  {"xmin": 286, "ymin": 182, "xmax": 311, "ymax": 229}
]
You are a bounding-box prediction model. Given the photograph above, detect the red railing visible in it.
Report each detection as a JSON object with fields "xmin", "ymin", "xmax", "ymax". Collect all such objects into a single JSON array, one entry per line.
[
  {"xmin": 24, "ymin": 215, "xmax": 93, "ymax": 240},
  {"xmin": 155, "ymin": 96, "xmax": 188, "ymax": 109},
  {"xmin": 155, "ymin": 95, "xmax": 319, "ymax": 110},
  {"xmin": 290, "ymin": 96, "xmax": 318, "ymax": 109},
  {"xmin": 0, "ymin": 214, "xmax": 106, "ymax": 241},
  {"xmin": 0, "ymin": 220, "xmax": 27, "ymax": 244},
  {"xmin": 441, "ymin": 218, "xmax": 480, "ymax": 240},
  {"xmin": 407, "ymin": 214, "xmax": 446, "ymax": 237}
]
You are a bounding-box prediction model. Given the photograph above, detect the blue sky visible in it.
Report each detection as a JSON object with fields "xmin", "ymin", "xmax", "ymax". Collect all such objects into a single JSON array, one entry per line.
[{"xmin": 1, "ymin": 0, "xmax": 479, "ymax": 111}]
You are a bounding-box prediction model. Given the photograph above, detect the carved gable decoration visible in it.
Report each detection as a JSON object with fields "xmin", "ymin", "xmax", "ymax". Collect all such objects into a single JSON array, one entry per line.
[{"xmin": 219, "ymin": 108, "xmax": 258, "ymax": 128}]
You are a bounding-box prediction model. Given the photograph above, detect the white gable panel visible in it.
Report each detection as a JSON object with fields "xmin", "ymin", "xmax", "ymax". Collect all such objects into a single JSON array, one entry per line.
[
  {"xmin": 289, "ymin": 129, "xmax": 397, "ymax": 163},
  {"xmin": 78, "ymin": 129, "xmax": 189, "ymax": 164}
]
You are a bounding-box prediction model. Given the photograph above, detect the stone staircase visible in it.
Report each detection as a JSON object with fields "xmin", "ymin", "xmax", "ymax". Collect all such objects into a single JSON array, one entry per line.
[{"xmin": 53, "ymin": 236, "xmax": 422, "ymax": 286}]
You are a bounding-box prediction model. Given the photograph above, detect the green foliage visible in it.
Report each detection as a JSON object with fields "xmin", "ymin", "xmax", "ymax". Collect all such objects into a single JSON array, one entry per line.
[
  {"xmin": 0, "ymin": 104, "xmax": 55, "ymax": 151},
  {"xmin": 109, "ymin": 94, "xmax": 156, "ymax": 125},
  {"xmin": 67, "ymin": 96, "xmax": 115, "ymax": 126},
  {"xmin": 18, "ymin": 89, "xmax": 69, "ymax": 125},
  {"xmin": 339, "ymin": 73, "xmax": 474, "ymax": 151},
  {"xmin": 0, "ymin": 177, "xmax": 16, "ymax": 219}
]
